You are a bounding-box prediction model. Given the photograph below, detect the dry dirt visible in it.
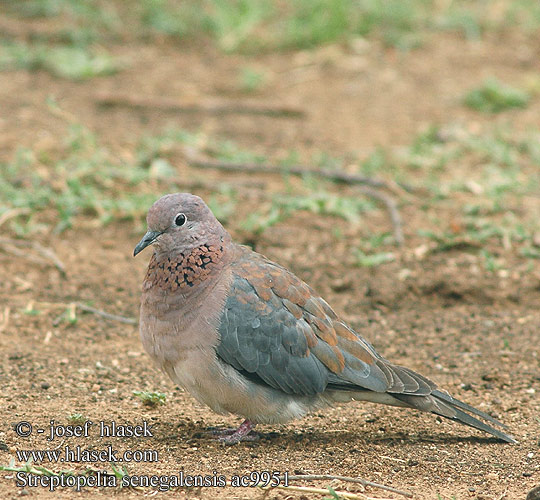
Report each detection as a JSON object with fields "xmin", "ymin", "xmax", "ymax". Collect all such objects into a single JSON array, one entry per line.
[{"xmin": 0, "ymin": 20, "xmax": 539, "ymax": 500}]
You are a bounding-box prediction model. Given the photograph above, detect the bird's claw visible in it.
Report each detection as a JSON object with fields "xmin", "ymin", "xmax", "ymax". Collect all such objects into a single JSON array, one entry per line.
[
  {"xmin": 218, "ymin": 431, "xmax": 260, "ymax": 445},
  {"xmin": 206, "ymin": 420, "xmax": 258, "ymax": 444}
]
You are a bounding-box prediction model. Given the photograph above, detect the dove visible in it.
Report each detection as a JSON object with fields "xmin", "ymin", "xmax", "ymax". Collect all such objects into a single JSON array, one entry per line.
[{"xmin": 134, "ymin": 193, "xmax": 515, "ymax": 445}]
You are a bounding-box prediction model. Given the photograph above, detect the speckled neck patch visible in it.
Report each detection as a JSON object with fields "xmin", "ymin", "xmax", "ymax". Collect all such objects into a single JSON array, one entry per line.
[{"xmin": 144, "ymin": 244, "xmax": 225, "ymax": 292}]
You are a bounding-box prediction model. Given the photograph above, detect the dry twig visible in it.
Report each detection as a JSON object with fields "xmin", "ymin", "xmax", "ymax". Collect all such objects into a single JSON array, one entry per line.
[
  {"xmin": 184, "ymin": 150, "xmax": 405, "ymax": 246},
  {"xmin": 75, "ymin": 303, "xmax": 137, "ymax": 325},
  {"xmin": 357, "ymin": 186, "xmax": 404, "ymax": 246},
  {"xmin": 260, "ymin": 483, "xmax": 391, "ymax": 500},
  {"xmin": 187, "ymin": 152, "xmax": 394, "ymax": 190},
  {"xmin": 95, "ymin": 92, "xmax": 305, "ymax": 118},
  {"xmin": 0, "ymin": 237, "xmax": 66, "ymax": 276},
  {"xmin": 0, "ymin": 307, "xmax": 10, "ymax": 333},
  {"xmin": 29, "ymin": 301, "xmax": 135, "ymax": 326},
  {"xmin": 287, "ymin": 474, "xmax": 412, "ymax": 498},
  {"xmin": 0, "ymin": 208, "xmax": 30, "ymax": 228}
]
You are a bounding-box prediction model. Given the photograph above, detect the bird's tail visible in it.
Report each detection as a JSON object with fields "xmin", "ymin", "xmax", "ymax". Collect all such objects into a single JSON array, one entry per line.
[{"xmin": 393, "ymin": 389, "xmax": 517, "ymax": 444}]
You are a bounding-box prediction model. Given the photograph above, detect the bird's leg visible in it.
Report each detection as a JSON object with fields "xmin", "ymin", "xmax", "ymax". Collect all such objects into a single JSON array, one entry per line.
[{"xmin": 215, "ymin": 419, "xmax": 259, "ymax": 445}]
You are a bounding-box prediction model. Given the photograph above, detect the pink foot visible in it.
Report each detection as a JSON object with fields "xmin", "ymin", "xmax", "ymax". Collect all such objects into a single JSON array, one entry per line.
[{"xmin": 214, "ymin": 420, "xmax": 259, "ymax": 445}]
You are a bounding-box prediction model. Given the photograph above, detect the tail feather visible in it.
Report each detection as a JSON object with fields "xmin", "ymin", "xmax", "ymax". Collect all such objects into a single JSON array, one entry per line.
[
  {"xmin": 394, "ymin": 392, "xmax": 517, "ymax": 444},
  {"xmin": 440, "ymin": 404, "xmax": 517, "ymax": 444},
  {"xmin": 431, "ymin": 389, "xmax": 509, "ymax": 429}
]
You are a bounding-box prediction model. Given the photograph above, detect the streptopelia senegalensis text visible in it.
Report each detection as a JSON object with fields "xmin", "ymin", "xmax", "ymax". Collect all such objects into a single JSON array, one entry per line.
[{"xmin": 134, "ymin": 193, "xmax": 515, "ymax": 445}]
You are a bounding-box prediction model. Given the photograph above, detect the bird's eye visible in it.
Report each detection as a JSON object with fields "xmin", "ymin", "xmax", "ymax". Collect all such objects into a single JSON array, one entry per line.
[{"xmin": 174, "ymin": 213, "xmax": 187, "ymax": 226}]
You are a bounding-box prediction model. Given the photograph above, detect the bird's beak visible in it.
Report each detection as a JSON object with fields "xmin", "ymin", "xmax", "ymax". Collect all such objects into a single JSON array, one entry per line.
[{"xmin": 133, "ymin": 230, "xmax": 162, "ymax": 257}]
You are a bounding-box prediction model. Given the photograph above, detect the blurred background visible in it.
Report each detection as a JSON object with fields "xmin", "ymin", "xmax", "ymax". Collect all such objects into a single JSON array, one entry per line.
[
  {"xmin": 1, "ymin": 0, "xmax": 539, "ymax": 247},
  {"xmin": 0, "ymin": 2, "xmax": 539, "ymax": 498}
]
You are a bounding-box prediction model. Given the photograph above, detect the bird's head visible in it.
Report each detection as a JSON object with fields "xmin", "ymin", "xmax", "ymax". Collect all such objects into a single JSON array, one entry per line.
[{"xmin": 133, "ymin": 193, "xmax": 227, "ymax": 257}]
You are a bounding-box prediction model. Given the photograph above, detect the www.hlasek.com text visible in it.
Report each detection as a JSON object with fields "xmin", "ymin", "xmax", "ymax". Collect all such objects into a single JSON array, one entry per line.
[{"xmin": 16, "ymin": 445, "xmax": 158, "ymax": 464}]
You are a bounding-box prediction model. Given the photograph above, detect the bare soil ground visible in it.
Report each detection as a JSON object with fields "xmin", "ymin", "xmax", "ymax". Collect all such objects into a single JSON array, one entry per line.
[{"xmin": 1, "ymin": 16, "xmax": 539, "ymax": 500}]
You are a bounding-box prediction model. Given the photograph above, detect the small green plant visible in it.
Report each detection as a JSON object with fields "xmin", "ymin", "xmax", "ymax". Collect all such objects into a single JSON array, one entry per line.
[
  {"xmin": 0, "ymin": 42, "xmax": 122, "ymax": 80},
  {"xmin": 464, "ymin": 78, "xmax": 530, "ymax": 113},
  {"xmin": 135, "ymin": 128, "xmax": 201, "ymax": 169},
  {"xmin": 110, "ymin": 462, "xmax": 129, "ymax": 483},
  {"xmin": 67, "ymin": 413, "xmax": 85, "ymax": 424},
  {"xmin": 436, "ymin": 8, "xmax": 482, "ymax": 39},
  {"xmin": 280, "ymin": 0, "xmax": 351, "ymax": 49},
  {"xmin": 323, "ymin": 486, "xmax": 342, "ymax": 500},
  {"xmin": 0, "ymin": 458, "xmax": 75, "ymax": 478},
  {"xmin": 207, "ymin": 186, "xmax": 238, "ymax": 223},
  {"xmin": 360, "ymin": 148, "xmax": 388, "ymax": 176},
  {"xmin": 205, "ymin": 0, "xmax": 273, "ymax": 52},
  {"xmin": 242, "ymin": 191, "xmax": 373, "ymax": 235},
  {"xmin": 241, "ymin": 207, "xmax": 285, "ymax": 235},
  {"xmin": 238, "ymin": 67, "xmax": 266, "ymax": 93},
  {"xmin": 417, "ymin": 229, "xmax": 468, "ymax": 252},
  {"xmin": 213, "ymin": 138, "xmax": 267, "ymax": 164},
  {"xmin": 45, "ymin": 46, "xmax": 121, "ymax": 79},
  {"xmin": 139, "ymin": 0, "xmax": 196, "ymax": 37},
  {"xmin": 365, "ymin": 232, "xmax": 393, "ymax": 249},
  {"xmin": 283, "ymin": 192, "xmax": 373, "ymax": 222},
  {"xmin": 480, "ymin": 249, "xmax": 501, "ymax": 273},
  {"xmin": 520, "ymin": 246, "xmax": 540, "ymax": 259},
  {"xmin": 52, "ymin": 303, "xmax": 78, "ymax": 326},
  {"xmin": 133, "ymin": 390, "xmax": 167, "ymax": 407},
  {"xmin": 355, "ymin": 250, "xmax": 395, "ymax": 267}
]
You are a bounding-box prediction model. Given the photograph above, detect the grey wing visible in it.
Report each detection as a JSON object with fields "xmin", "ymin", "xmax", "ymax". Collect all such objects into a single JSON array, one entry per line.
[
  {"xmin": 215, "ymin": 254, "xmax": 402, "ymax": 396},
  {"xmin": 217, "ymin": 274, "xmax": 329, "ymax": 395}
]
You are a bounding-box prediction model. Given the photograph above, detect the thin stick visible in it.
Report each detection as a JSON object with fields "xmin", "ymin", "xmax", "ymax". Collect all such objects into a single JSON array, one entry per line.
[
  {"xmin": 0, "ymin": 237, "xmax": 66, "ymax": 276},
  {"xmin": 357, "ymin": 186, "xmax": 404, "ymax": 246},
  {"xmin": 0, "ymin": 242, "xmax": 49, "ymax": 266},
  {"xmin": 184, "ymin": 152, "xmax": 405, "ymax": 246},
  {"xmin": 35, "ymin": 301, "xmax": 135, "ymax": 326},
  {"xmin": 76, "ymin": 303, "xmax": 137, "ymax": 325},
  {"xmin": 95, "ymin": 92, "xmax": 305, "ymax": 118},
  {"xmin": 262, "ymin": 483, "xmax": 391, "ymax": 500},
  {"xmin": 0, "ymin": 307, "xmax": 10, "ymax": 333},
  {"xmin": 379, "ymin": 456, "xmax": 407, "ymax": 464},
  {"xmin": 0, "ymin": 208, "xmax": 30, "ymax": 228},
  {"xmin": 31, "ymin": 241, "xmax": 67, "ymax": 276},
  {"xmin": 187, "ymin": 153, "xmax": 393, "ymax": 190},
  {"xmin": 287, "ymin": 474, "xmax": 412, "ymax": 498}
]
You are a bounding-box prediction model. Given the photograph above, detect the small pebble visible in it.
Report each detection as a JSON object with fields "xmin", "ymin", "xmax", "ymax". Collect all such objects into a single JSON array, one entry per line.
[{"xmin": 40, "ymin": 382, "xmax": 50, "ymax": 390}]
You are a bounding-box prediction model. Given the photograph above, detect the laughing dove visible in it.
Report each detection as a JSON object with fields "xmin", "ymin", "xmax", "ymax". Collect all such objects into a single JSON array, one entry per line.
[{"xmin": 134, "ymin": 193, "xmax": 515, "ymax": 444}]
